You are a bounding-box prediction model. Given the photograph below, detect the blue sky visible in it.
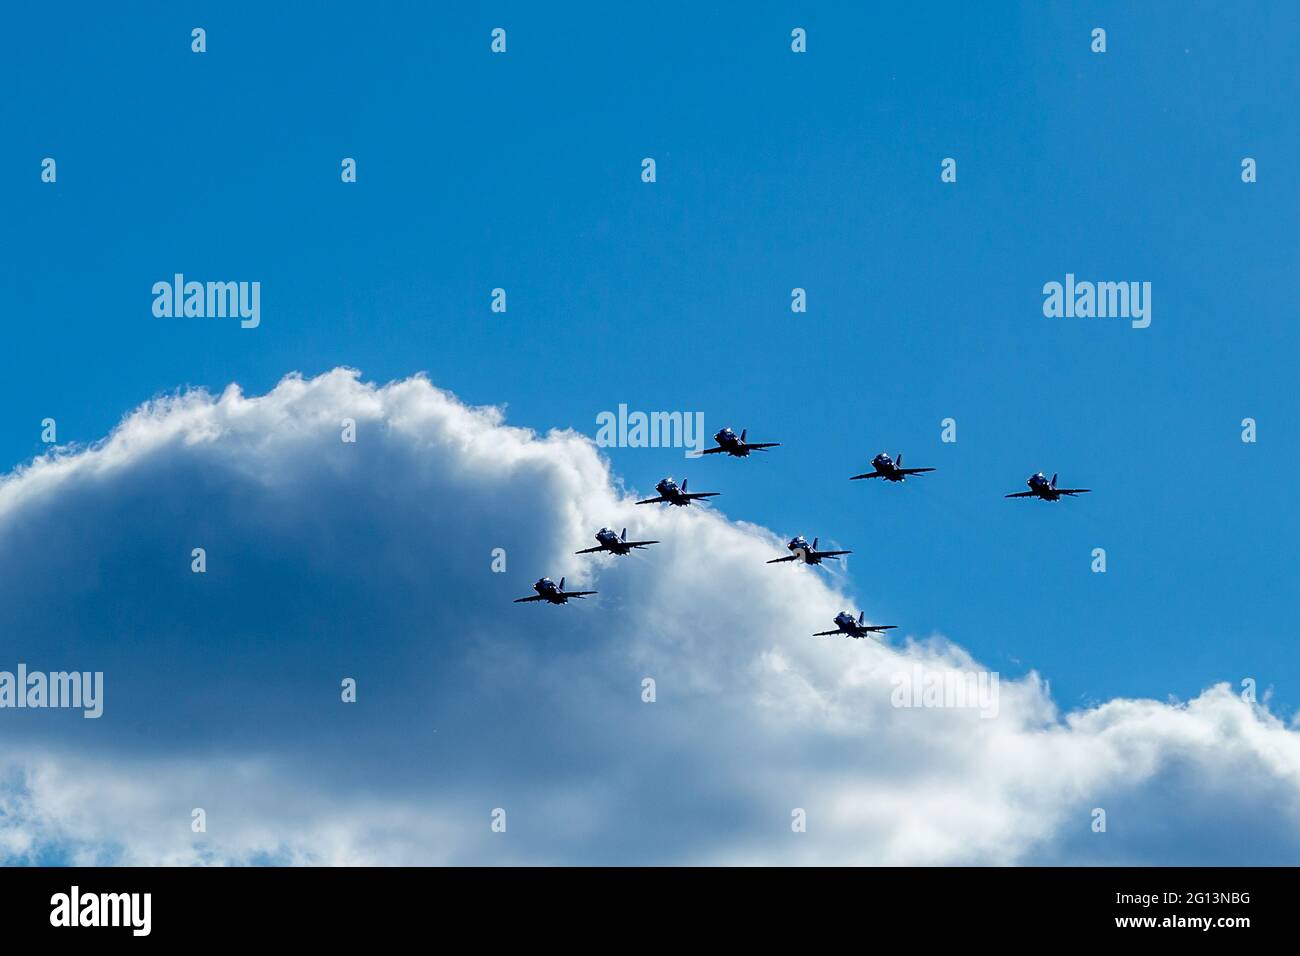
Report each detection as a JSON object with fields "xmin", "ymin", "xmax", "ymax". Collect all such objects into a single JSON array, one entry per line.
[
  {"xmin": 2, "ymin": 3, "xmax": 1299, "ymax": 864},
  {"xmin": 5, "ymin": 1, "xmax": 1296, "ymax": 709}
]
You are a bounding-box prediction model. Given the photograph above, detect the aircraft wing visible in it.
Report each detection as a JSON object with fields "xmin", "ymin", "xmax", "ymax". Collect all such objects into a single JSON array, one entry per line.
[
  {"xmin": 766, "ymin": 555, "xmax": 799, "ymax": 564},
  {"xmin": 746, "ymin": 442, "xmax": 780, "ymax": 450},
  {"xmin": 513, "ymin": 595, "xmax": 547, "ymax": 603},
  {"xmin": 813, "ymin": 549, "xmax": 852, "ymax": 559},
  {"xmin": 863, "ymin": 625, "xmax": 897, "ymax": 632},
  {"xmin": 574, "ymin": 546, "xmax": 605, "ymax": 554},
  {"xmin": 849, "ymin": 471, "xmax": 881, "ymax": 480},
  {"xmin": 1057, "ymin": 488, "xmax": 1091, "ymax": 495},
  {"xmin": 635, "ymin": 495, "xmax": 668, "ymax": 505},
  {"xmin": 699, "ymin": 446, "xmax": 728, "ymax": 455},
  {"xmin": 683, "ymin": 492, "xmax": 720, "ymax": 500},
  {"xmin": 560, "ymin": 590, "xmax": 597, "ymax": 599},
  {"xmin": 812, "ymin": 629, "xmax": 842, "ymax": 637},
  {"xmin": 897, "ymin": 467, "xmax": 936, "ymax": 475},
  {"xmin": 625, "ymin": 540, "xmax": 659, "ymax": 548},
  {"xmin": 1004, "ymin": 491, "xmax": 1035, "ymax": 498}
]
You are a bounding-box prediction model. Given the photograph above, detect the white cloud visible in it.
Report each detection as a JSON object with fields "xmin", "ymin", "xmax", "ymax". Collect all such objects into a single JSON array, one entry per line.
[{"xmin": 1, "ymin": 368, "xmax": 1298, "ymax": 865}]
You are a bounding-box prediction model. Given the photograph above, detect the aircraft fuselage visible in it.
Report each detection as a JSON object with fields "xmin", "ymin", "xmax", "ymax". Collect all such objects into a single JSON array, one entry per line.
[
  {"xmin": 710, "ymin": 430, "xmax": 747, "ymax": 456},
  {"xmin": 787, "ymin": 539, "xmax": 824, "ymax": 563},
  {"xmin": 532, "ymin": 581, "xmax": 569, "ymax": 603},
  {"xmin": 1026, "ymin": 475, "xmax": 1061, "ymax": 500},
  {"xmin": 655, "ymin": 481, "xmax": 693, "ymax": 505},
  {"xmin": 870, "ymin": 455, "xmax": 904, "ymax": 480}
]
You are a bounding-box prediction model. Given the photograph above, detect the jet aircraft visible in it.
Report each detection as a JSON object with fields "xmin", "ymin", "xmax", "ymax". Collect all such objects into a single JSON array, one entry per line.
[
  {"xmin": 850, "ymin": 452, "xmax": 936, "ymax": 482},
  {"xmin": 635, "ymin": 477, "xmax": 720, "ymax": 507},
  {"xmin": 1004, "ymin": 472, "xmax": 1091, "ymax": 501},
  {"xmin": 575, "ymin": 527, "xmax": 659, "ymax": 556},
  {"xmin": 766, "ymin": 535, "xmax": 852, "ymax": 565},
  {"xmin": 513, "ymin": 577, "xmax": 597, "ymax": 605},
  {"xmin": 700, "ymin": 427, "xmax": 780, "ymax": 458},
  {"xmin": 813, "ymin": 611, "xmax": 897, "ymax": 640}
]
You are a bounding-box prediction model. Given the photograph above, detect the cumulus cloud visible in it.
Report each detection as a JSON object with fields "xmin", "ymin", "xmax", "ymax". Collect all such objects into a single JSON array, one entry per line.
[{"xmin": 1, "ymin": 368, "xmax": 1298, "ymax": 865}]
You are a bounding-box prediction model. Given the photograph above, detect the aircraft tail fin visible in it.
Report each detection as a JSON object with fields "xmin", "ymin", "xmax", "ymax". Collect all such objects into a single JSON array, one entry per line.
[
  {"xmin": 812, "ymin": 536, "xmax": 819, "ymax": 550},
  {"xmin": 1051, "ymin": 473, "xmax": 1058, "ymax": 488},
  {"xmin": 858, "ymin": 611, "xmax": 865, "ymax": 625},
  {"xmin": 897, "ymin": 453, "xmax": 902, "ymax": 467},
  {"xmin": 682, "ymin": 478, "xmax": 688, "ymax": 492},
  {"xmin": 559, "ymin": 576, "xmax": 565, "ymax": 592},
  {"xmin": 740, "ymin": 428, "xmax": 747, "ymax": 443},
  {"xmin": 621, "ymin": 528, "xmax": 627, "ymax": 541}
]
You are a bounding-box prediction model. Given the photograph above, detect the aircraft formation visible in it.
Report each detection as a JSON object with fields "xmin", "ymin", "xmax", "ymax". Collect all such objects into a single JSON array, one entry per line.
[{"xmin": 514, "ymin": 426, "xmax": 1091, "ymax": 642}]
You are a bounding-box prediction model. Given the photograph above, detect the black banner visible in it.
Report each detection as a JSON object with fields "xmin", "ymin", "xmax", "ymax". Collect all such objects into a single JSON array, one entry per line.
[{"xmin": 0, "ymin": 866, "xmax": 1285, "ymax": 942}]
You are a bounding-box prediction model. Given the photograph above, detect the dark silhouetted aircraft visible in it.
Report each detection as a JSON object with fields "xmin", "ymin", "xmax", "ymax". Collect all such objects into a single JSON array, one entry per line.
[
  {"xmin": 635, "ymin": 477, "xmax": 720, "ymax": 507},
  {"xmin": 513, "ymin": 577, "xmax": 597, "ymax": 604},
  {"xmin": 766, "ymin": 535, "xmax": 852, "ymax": 565},
  {"xmin": 1005, "ymin": 472, "xmax": 1091, "ymax": 501},
  {"xmin": 700, "ymin": 427, "xmax": 780, "ymax": 458},
  {"xmin": 576, "ymin": 527, "xmax": 659, "ymax": 556},
  {"xmin": 813, "ymin": 611, "xmax": 897, "ymax": 640},
  {"xmin": 850, "ymin": 452, "xmax": 936, "ymax": 482}
]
